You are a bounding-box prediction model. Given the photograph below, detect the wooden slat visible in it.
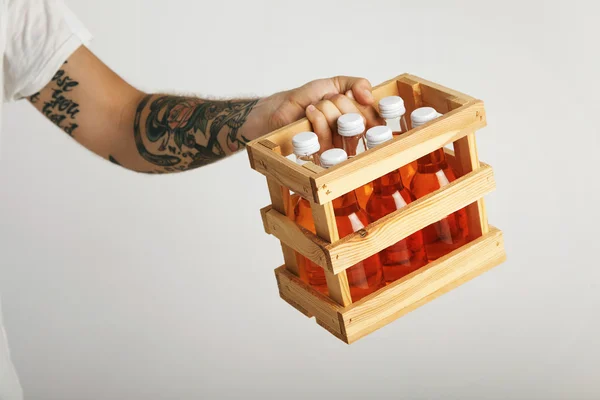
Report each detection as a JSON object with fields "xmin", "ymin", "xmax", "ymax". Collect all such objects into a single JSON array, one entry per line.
[
  {"xmin": 261, "ymin": 206, "xmax": 331, "ymax": 269},
  {"xmin": 324, "ymin": 164, "xmax": 495, "ymax": 274},
  {"xmin": 266, "ymin": 176, "xmax": 301, "ymax": 277},
  {"xmin": 396, "ymin": 76, "xmax": 422, "ymax": 127},
  {"xmin": 453, "ymin": 131, "xmax": 489, "ymax": 238},
  {"xmin": 405, "ymin": 74, "xmax": 475, "ymax": 104},
  {"xmin": 341, "ymin": 227, "xmax": 506, "ymax": 343},
  {"xmin": 310, "ymin": 201, "xmax": 352, "ymax": 307},
  {"xmin": 250, "ymin": 74, "xmax": 408, "ymax": 156},
  {"xmin": 275, "ymin": 266, "xmax": 343, "ymax": 335},
  {"xmin": 252, "ymin": 140, "xmax": 316, "ymax": 201},
  {"xmin": 311, "ymin": 100, "xmax": 487, "ymax": 204}
]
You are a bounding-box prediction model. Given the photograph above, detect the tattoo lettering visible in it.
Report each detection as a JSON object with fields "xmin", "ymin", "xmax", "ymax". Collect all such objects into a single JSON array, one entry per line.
[
  {"xmin": 40, "ymin": 62, "xmax": 80, "ymax": 136},
  {"xmin": 109, "ymin": 155, "xmax": 121, "ymax": 166},
  {"xmin": 133, "ymin": 95, "xmax": 258, "ymax": 172}
]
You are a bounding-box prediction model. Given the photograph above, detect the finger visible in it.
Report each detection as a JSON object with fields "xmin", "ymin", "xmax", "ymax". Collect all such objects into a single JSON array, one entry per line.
[
  {"xmin": 305, "ymin": 104, "xmax": 334, "ymax": 151},
  {"xmin": 345, "ymin": 90, "xmax": 355, "ymax": 100},
  {"xmin": 332, "ymin": 76, "xmax": 374, "ymax": 106},
  {"xmin": 328, "ymin": 94, "xmax": 383, "ymax": 130},
  {"xmin": 314, "ymin": 99, "xmax": 342, "ymax": 131}
]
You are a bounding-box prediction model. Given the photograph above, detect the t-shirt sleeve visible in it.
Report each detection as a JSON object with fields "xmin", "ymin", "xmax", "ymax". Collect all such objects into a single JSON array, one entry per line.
[{"xmin": 3, "ymin": 0, "xmax": 93, "ymax": 102}]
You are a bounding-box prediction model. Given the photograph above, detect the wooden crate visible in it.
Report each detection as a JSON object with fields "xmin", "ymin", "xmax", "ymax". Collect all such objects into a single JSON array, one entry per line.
[{"xmin": 247, "ymin": 74, "xmax": 506, "ymax": 344}]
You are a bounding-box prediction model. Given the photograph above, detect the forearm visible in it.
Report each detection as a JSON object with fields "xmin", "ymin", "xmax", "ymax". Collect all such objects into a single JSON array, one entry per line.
[
  {"xmin": 124, "ymin": 94, "xmax": 268, "ymax": 173},
  {"xmin": 28, "ymin": 46, "xmax": 276, "ymax": 174}
]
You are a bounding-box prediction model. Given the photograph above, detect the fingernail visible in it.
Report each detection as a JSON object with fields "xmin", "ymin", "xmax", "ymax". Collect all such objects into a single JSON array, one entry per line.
[
  {"xmin": 307, "ymin": 105, "xmax": 316, "ymax": 112},
  {"xmin": 363, "ymin": 89, "xmax": 374, "ymax": 101}
]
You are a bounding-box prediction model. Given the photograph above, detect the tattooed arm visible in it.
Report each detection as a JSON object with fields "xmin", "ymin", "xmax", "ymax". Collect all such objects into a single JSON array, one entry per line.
[{"xmin": 28, "ymin": 46, "xmax": 378, "ymax": 173}]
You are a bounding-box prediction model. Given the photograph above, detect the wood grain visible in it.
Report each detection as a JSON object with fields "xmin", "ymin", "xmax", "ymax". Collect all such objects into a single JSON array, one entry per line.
[
  {"xmin": 325, "ymin": 164, "xmax": 496, "ymax": 274},
  {"xmin": 453, "ymin": 131, "xmax": 489, "ymax": 238},
  {"xmin": 342, "ymin": 227, "xmax": 505, "ymax": 343},
  {"xmin": 311, "ymin": 101, "xmax": 487, "ymax": 204},
  {"xmin": 261, "ymin": 206, "xmax": 331, "ymax": 269},
  {"xmin": 310, "ymin": 201, "xmax": 352, "ymax": 307},
  {"xmin": 252, "ymin": 140, "xmax": 316, "ymax": 201},
  {"xmin": 275, "ymin": 266, "xmax": 343, "ymax": 335}
]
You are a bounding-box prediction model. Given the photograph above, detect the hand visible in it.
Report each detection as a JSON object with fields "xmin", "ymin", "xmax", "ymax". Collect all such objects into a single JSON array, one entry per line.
[{"xmin": 264, "ymin": 76, "xmax": 383, "ymax": 150}]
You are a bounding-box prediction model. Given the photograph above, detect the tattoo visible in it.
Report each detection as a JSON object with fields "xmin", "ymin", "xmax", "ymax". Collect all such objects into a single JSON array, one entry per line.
[
  {"xmin": 30, "ymin": 92, "xmax": 40, "ymax": 104},
  {"xmin": 108, "ymin": 155, "xmax": 121, "ymax": 166},
  {"xmin": 133, "ymin": 95, "xmax": 258, "ymax": 171},
  {"xmin": 39, "ymin": 62, "xmax": 80, "ymax": 136}
]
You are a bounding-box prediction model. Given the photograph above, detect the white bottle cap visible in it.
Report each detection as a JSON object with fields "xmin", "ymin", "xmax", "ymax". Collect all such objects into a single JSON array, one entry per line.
[
  {"xmin": 366, "ymin": 125, "xmax": 393, "ymax": 149},
  {"xmin": 337, "ymin": 113, "xmax": 365, "ymax": 137},
  {"xmin": 378, "ymin": 96, "xmax": 406, "ymax": 119},
  {"xmin": 320, "ymin": 148, "xmax": 348, "ymax": 168},
  {"xmin": 411, "ymin": 107, "xmax": 442, "ymax": 128},
  {"xmin": 292, "ymin": 131, "xmax": 320, "ymax": 156}
]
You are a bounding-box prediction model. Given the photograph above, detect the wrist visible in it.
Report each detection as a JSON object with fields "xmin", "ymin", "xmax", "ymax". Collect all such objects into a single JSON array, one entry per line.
[{"xmin": 240, "ymin": 91, "xmax": 289, "ymax": 142}]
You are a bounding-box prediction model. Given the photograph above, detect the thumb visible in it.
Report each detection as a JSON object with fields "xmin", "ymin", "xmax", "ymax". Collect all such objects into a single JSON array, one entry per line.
[{"xmin": 332, "ymin": 76, "xmax": 374, "ymax": 106}]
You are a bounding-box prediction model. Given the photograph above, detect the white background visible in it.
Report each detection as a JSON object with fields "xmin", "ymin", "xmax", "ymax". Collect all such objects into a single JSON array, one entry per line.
[{"xmin": 1, "ymin": 0, "xmax": 599, "ymax": 399}]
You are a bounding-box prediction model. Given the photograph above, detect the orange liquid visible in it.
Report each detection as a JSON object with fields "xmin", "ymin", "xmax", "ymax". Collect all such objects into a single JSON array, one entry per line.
[
  {"xmin": 293, "ymin": 198, "xmax": 327, "ymax": 294},
  {"xmin": 333, "ymin": 192, "xmax": 384, "ymax": 301},
  {"xmin": 411, "ymin": 149, "xmax": 469, "ymax": 261},
  {"xmin": 366, "ymin": 170, "xmax": 428, "ymax": 283},
  {"xmin": 391, "ymin": 120, "xmax": 417, "ymax": 190},
  {"xmin": 356, "ymin": 182, "xmax": 373, "ymax": 210}
]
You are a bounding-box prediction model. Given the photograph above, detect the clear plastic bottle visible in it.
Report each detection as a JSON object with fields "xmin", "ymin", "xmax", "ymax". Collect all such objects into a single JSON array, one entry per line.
[
  {"xmin": 320, "ymin": 148, "xmax": 384, "ymax": 301},
  {"xmin": 337, "ymin": 113, "xmax": 371, "ymax": 209},
  {"xmin": 410, "ymin": 107, "xmax": 469, "ymax": 260},
  {"xmin": 291, "ymin": 132, "xmax": 327, "ymax": 293},
  {"xmin": 364, "ymin": 126, "xmax": 428, "ymax": 282},
  {"xmin": 378, "ymin": 96, "xmax": 416, "ymax": 187}
]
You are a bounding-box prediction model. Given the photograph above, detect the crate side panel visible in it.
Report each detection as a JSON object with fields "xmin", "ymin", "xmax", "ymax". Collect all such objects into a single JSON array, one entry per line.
[
  {"xmin": 313, "ymin": 101, "xmax": 486, "ymax": 204},
  {"xmin": 275, "ymin": 267, "xmax": 344, "ymax": 335},
  {"xmin": 327, "ymin": 164, "xmax": 496, "ymax": 274},
  {"xmin": 342, "ymin": 227, "xmax": 505, "ymax": 342}
]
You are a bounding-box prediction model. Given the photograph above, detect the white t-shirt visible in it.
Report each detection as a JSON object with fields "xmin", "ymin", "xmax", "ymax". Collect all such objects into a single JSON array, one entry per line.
[{"xmin": 0, "ymin": 1, "xmax": 91, "ymax": 398}]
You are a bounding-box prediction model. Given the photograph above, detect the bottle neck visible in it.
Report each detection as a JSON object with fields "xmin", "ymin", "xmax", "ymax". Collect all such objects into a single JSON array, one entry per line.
[
  {"xmin": 296, "ymin": 153, "xmax": 320, "ymax": 166},
  {"xmin": 373, "ymin": 170, "xmax": 405, "ymax": 196},
  {"xmin": 417, "ymin": 148, "xmax": 448, "ymax": 172},
  {"xmin": 341, "ymin": 133, "xmax": 366, "ymax": 157}
]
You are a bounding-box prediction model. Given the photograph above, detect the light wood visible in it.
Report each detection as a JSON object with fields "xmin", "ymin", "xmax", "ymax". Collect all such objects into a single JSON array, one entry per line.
[
  {"xmin": 453, "ymin": 131, "xmax": 490, "ymax": 238},
  {"xmin": 252, "ymin": 140, "xmax": 316, "ymax": 200},
  {"xmin": 342, "ymin": 227, "xmax": 505, "ymax": 343},
  {"xmin": 405, "ymin": 74, "xmax": 474, "ymax": 104},
  {"xmin": 274, "ymin": 228, "xmax": 505, "ymax": 344},
  {"xmin": 266, "ymin": 176, "xmax": 301, "ymax": 277},
  {"xmin": 325, "ymin": 164, "xmax": 496, "ymax": 274},
  {"xmin": 311, "ymin": 101, "xmax": 487, "ymax": 204},
  {"xmin": 251, "ymin": 73, "xmax": 506, "ymax": 343},
  {"xmin": 396, "ymin": 76, "xmax": 422, "ymax": 125},
  {"xmin": 261, "ymin": 205, "xmax": 331, "ymax": 269},
  {"xmin": 310, "ymin": 201, "xmax": 352, "ymax": 307},
  {"xmin": 275, "ymin": 266, "xmax": 343, "ymax": 335},
  {"xmin": 247, "ymin": 74, "xmax": 407, "ymax": 158}
]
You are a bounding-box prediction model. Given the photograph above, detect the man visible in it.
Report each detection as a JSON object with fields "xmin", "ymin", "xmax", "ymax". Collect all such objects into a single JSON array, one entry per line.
[{"xmin": 0, "ymin": 0, "xmax": 382, "ymax": 398}]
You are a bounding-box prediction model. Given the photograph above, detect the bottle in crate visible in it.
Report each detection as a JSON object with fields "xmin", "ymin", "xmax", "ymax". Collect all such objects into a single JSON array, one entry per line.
[
  {"xmin": 291, "ymin": 132, "xmax": 327, "ymax": 294},
  {"xmin": 364, "ymin": 126, "xmax": 428, "ymax": 282},
  {"xmin": 378, "ymin": 96, "xmax": 417, "ymax": 187},
  {"xmin": 320, "ymin": 148, "xmax": 384, "ymax": 301},
  {"xmin": 337, "ymin": 113, "xmax": 371, "ymax": 209},
  {"xmin": 410, "ymin": 107, "xmax": 469, "ymax": 260}
]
